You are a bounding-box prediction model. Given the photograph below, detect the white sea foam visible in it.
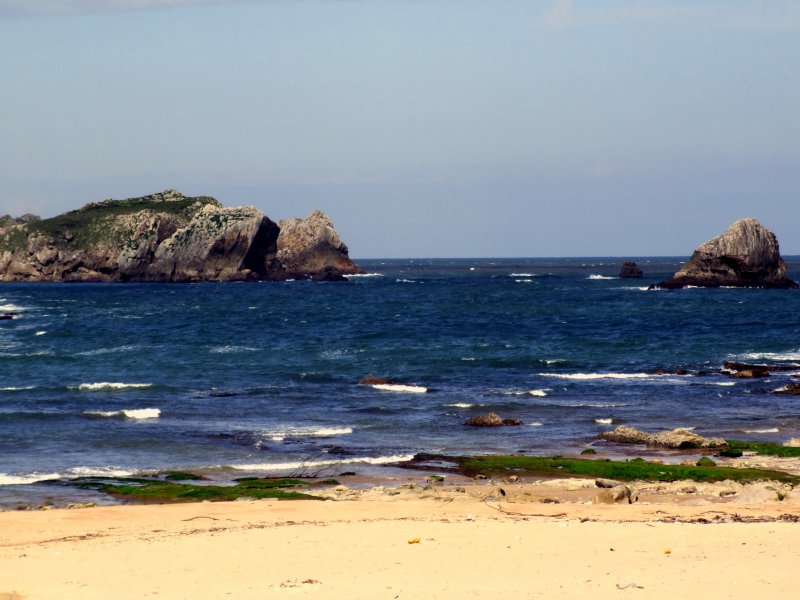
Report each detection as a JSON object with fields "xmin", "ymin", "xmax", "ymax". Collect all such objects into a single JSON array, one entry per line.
[
  {"xmin": 444, "ymin": 403, "xmax": 474, "ymax": 408},
  {"xmin": 84, "ymin": 408, "xmax": 161, "ymax": 419},
  {"xmin": 74, "ymin": 382, "xmax": 152, "ymax": 391},
  {"xmin": 210, "ymin": 345, "xmax": 259, "ymax": 354},
  {"xmin": 263, "ymin": 426, "xmax": 353, "ymax": 440},
  {"xmin": 509, "ymin": 273, "xmax": 535, "ymax": 277},
  {"xmin": 529, "ymin": 422, "xmax": 543, "ymax": 427},
  {"xmin": 343, "ymin": 273, "xmax": 384, "ymax": 278},
  {"xmin": 587, "ymin": 274, "xmax": 617, "ymax": 280},
  {"xmin": 0, "ymin": 303, "xmax": 26, "ymax": 312},
  {"xmin": 737, "ymin": 351, "xmax": 800, "ymax": 362},
  {"xmin": 595, "ymin": 418, "xmax": 613, "ymax": 425},
  {"xmin": 543, "ymin": 359, "xmax": 567, "ymax": 365},
  {"xmin": 310, "ymin": 427, "xmax": 353, "ymax": 437},
  {"xmin": 541, "ymin": 373, "xmax": 653, "ymax": 380},
  {"xmin": 515, "ymin": 279, "xmax": 535, "ymax": 283},
  {"xmin": 35, "ymin": 331, "xmax": 46, "ymax": 336},
  {"xmin": 372, "ymin": 383, "xmax": 428, "ymax": 394},
  {"xmin": 0, "ymin": 472, "xmax": 61, "ymax": 485},
  {"xmin": 1, "ymin": 385, "xmax": 36, "ymax": 391},
  {"xmin": 712, "ymin": 382, "xmax": 736, "ymax": 387},
  {"xmin": 561, "ymin": 402, "xmax": 628, "ymax": 408},
  {"xmin": 502, "ymin": 389, "xmax": 549, "ymax": 397},
  {"xmin": 66, "ymin": 467, "xmax": 137, "ymax": 478},
  {"xmin": 743, "ymin": 428, "xmax": 779, "ymax": 434},
  {"xmin": 76, "ymin": 345, "xmax": 140, "ymax": 356},
  {"xmin": 233, "ymin": 454, "xmax": 415, "ymax": 471},
  {"xmin": 396, "ymin": 278, "xmax": 419, "ymax": 283}
]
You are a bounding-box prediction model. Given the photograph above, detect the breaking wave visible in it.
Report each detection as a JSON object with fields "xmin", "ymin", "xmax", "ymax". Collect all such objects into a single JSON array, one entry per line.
[
  {"xmin": 541, "ymin": 373, "xmax": 654, "ymax": 380},
  {"xmin": 232, "ymin": 454, "xmax": 415, "ymax": 471},
  {"xmin": 742, "ymin": 428, "xmax": 779, "ymax": 434},
  {"xmin": 83, "ymin": 408, "xmax": 161, "ymax": 420},
  {"xmin": 371, "ymin": 383, "xmax": 428, "ymax": 394},
  {"xmin": 73, "ymin": 382, "xmax": 152, "ymax": 391}
]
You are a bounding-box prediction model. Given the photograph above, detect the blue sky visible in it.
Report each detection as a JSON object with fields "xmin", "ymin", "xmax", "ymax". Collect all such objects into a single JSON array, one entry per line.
[{"xmin": 1, "ymin": 0, "xmax": 798, "ymax": 258}]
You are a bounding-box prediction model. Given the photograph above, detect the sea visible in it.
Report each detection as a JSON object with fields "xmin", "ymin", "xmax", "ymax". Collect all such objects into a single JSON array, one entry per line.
[{"xmin": 2, "ymin": 257, "xmax": 800, "ymax": 507}]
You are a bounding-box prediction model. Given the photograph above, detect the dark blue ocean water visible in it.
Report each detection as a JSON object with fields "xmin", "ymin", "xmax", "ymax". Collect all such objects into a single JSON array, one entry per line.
[{"xmin": 2, "ymin": 257, "xmax": 800, "ymax": 504}]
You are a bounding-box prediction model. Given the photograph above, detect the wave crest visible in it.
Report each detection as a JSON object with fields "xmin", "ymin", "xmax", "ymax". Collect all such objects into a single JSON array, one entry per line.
[
  {"xmin": 74, "ymin": 382, "xmax": 152, "ymax": 391},
  {"xmin": 83, "ymin": 408, "xmax": 161, "ymax": 419}
]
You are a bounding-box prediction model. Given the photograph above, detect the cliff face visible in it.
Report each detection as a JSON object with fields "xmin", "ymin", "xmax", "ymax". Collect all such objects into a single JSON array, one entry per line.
[
  {"xmin": 0, "ymin": 190, "xmax": 361, "ymax": 282},
  {"xmin": 273, "ymin": 210, "xmax": 358, "ymax": 281},
  {"xmin": 655, "ymin": 218, "xmax": 798, "ymax": 289}
]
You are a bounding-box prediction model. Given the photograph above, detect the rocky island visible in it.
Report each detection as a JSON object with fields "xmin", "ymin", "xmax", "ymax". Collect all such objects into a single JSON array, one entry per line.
[
  {"xmin": 653, "ymin": 218, "xmax": 798, "ymax": 289},
  {"xmin": 0, "ymin": 190, "xmax": 362, "ymax": 282}
]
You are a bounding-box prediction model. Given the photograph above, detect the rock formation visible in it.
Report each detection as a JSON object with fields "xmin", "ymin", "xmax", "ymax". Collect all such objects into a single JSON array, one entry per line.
[
  {"xmin": 653, "ymin": 218, "xmax": 798, "ymax": 289},
  {"xmin": 0, "ymin": 190, "xmax": 361, "ymax": 282},
  {"xmin": 618, "ymin": 261, "xmax": 643, "ymax": 278},
  {"xmin": 464, "ymin": 412, "xmax": 523, "ymax": 427},
  {"xmin": 597, "ymin": 425, "xmax": 726, "ymax": 449}
]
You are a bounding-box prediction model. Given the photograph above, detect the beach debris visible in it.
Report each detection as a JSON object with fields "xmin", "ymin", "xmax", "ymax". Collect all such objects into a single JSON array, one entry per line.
[
  {"xmin": 595, "ymin": 478, "xmax": 621, "ymax": 489},
  {"xmin": 593, "ymin": 485, "xmax": 633, "ymax": 504},
  {"xmin": 616, "ymin": 583, "xmax": 644, "ymax": 590},
  {"xmin": 597, "ymin": 425, "xmax": 726, "ymax": 449},
  {"xmin": 280, "ymin": 579, "xmax": 320, "ymax": 588},
  {"xmin": 464, "ymin": 412, "xmax": 523, "ymax": 427},
  {"xmin": 784, "ymin": 438, "xmax": 800, "ymax": 447},
  {"xmin": 581, "ymin": 448, "xmax": 597, "ymax": 455},
  {"xmin": 663, "ymin": 548, "xmax": 671, "ymax": 555},
  {"xmin": 407, "ymin": 537, "xmax": 421, "ymax": 544}
]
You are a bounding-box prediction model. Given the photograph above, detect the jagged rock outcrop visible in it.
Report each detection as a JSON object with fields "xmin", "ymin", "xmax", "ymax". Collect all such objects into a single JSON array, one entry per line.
[
  {"xmin": 272, "ymin": 210, "xmax": 360, "ymax": 281},
  {"xmin": 618, "ymin": 261, "xmax": 643, "ymax": 278},
  {"xmin": 653, "ymin": 218, "xmax": 798, "ymax": 289},
  {"xmin": 0, "ymin": 190, "xmax": 361, "ymax": 282},
  {"xmin": 598, "ymin": 425, "xmax": 726, "ymax": 449},
  {"xmin": 464, "ymin": 412, "xmax": 523, "ymax": 427}
]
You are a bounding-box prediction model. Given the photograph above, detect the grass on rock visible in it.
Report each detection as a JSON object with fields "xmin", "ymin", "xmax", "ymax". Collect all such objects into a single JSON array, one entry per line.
[{"xmin": 454, "ymin": 455, "xmax": 799, "ymax": 484}]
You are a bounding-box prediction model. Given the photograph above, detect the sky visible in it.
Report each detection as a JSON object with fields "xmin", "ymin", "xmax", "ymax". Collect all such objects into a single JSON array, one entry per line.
[{"xmin": 1, "ymin": 0, "xmax": 798, "ymax": 258}]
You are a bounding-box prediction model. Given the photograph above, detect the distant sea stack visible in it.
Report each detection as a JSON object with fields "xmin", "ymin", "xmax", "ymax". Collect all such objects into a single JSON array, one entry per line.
[
  {"xmin": 618, "ymin": 261, "xmax": 643, "ymax": 279},
  {"xmin": 653, "ymin": 218, "xmax": 798, "ymax": 290},
  {"xmin": 0, "ymin": 190, "xmax": 362, "ymax": 282}
]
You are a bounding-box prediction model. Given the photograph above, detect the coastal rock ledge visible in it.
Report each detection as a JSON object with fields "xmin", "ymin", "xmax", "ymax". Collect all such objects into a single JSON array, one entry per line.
[
  {"xmin": 652, "ymin": 218, "xmax": 798, "ymax": 290},
  {"xmin": 0, "ymin": 190, "xmax": 362, "ymax": 282}
]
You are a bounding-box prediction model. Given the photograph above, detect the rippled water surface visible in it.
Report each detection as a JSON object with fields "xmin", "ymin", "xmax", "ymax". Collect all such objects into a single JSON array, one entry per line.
[{"xmin": 2, "ymin": 257, "xmax": 800, "ymax": 502}]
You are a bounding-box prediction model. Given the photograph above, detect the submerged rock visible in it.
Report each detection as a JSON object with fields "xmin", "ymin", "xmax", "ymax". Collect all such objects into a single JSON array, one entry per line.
[
  {"xmin": 652, "ymin": 218, "xmax": 798, "ymax": 289},
  {"xmin": 464, "ymin": 412, "xmax": 522, "ymax": 427},
  {"xmin": 598, "ymin": 425, "xmax": 726, "ymax": 449},
  {"xmin": 0, "ymin": 190, "xmax": 361, "ymax": 282},
  {"xmin": 774, "ymin": 383, "xmax": 800, "ymax": 396},
  {"xmin": 465, "ymin": 413, "xmax": 503, "ymax": 427},
  {"xmin": 618, "ymin": 261, "xmax": 643, "ymax": 278}
]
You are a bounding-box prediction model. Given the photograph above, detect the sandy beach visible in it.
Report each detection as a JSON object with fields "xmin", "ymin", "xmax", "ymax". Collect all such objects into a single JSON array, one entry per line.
[{"xmin": 2, "ymin": 476, "xmax": 799, "ymax": 599}]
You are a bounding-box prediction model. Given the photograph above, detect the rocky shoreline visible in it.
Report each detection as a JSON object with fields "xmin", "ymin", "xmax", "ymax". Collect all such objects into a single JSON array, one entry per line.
[{"xmin": 0, "ymin": 189, "xmax": 362, "ymax": 282}]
